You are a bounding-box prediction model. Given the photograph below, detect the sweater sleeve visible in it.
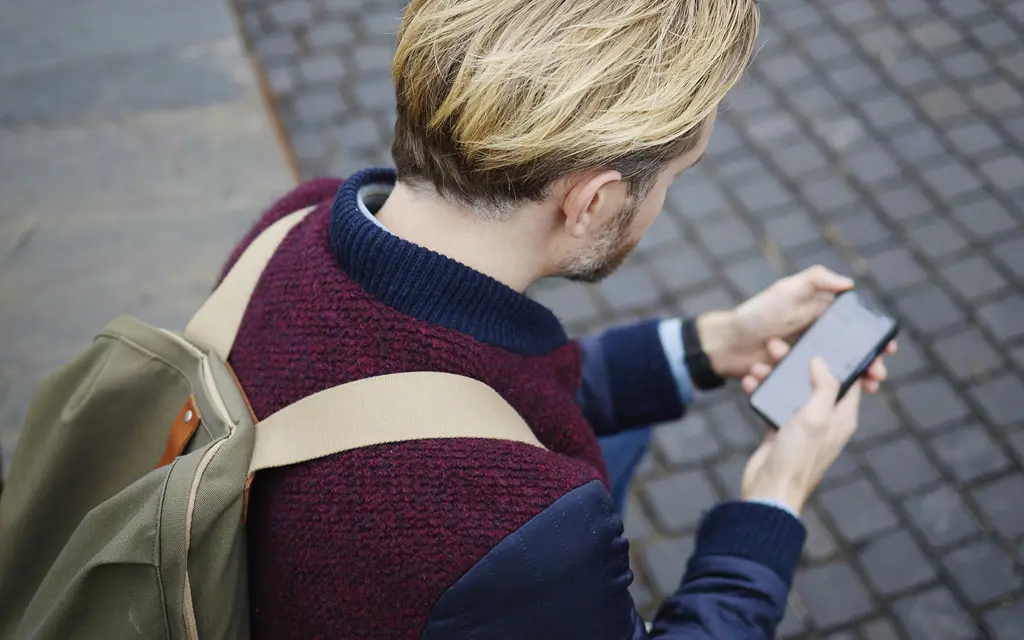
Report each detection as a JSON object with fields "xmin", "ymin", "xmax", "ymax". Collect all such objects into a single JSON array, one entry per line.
[
  {"xmin": 220, "ymin": 177, "xmax": 343, "ymax": 279},
  {"xmin": 576, "ymin": 318, "xmax": 693, "ymax": 435}
]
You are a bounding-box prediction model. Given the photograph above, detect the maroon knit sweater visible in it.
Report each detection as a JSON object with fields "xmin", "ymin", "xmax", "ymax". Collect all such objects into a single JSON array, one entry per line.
[{"xmin": 228, "ymin": 178, "xmax": 609, "ymax": 638}]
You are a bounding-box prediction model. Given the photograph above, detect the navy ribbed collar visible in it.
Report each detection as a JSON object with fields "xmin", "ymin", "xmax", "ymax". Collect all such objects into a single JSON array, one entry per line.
[{"xmin": 328, "ymin": 168, "xmax": 568, "ymax": 356}]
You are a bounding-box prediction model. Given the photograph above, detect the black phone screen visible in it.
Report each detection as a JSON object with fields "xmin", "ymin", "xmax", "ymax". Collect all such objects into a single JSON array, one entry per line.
[{"xmin": 749, "ymin": 290, "xmax": 898, "ymax": 429}]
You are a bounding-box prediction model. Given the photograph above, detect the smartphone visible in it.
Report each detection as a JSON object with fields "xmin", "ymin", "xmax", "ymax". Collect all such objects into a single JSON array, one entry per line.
[{"xmin": 749, "ymin": 290, "xmax": 899, "ymax": 429}]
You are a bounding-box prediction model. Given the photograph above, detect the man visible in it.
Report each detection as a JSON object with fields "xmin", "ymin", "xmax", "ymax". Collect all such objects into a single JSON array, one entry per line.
[{"xmin": 229, "ymin": 0, "xmax": 893, "ymax": 637}]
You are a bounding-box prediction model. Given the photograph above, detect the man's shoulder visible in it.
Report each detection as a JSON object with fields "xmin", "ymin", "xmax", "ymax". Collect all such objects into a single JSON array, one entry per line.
[{"xmin": 246, "ymin": 437, "xmax": 611, "ymax": 636}]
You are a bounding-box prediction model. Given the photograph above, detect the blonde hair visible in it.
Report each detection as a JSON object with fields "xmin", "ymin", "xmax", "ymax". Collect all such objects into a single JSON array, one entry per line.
[{"xmin": 392, "ymin": 0, "xmax": 759, "ymax": 214}]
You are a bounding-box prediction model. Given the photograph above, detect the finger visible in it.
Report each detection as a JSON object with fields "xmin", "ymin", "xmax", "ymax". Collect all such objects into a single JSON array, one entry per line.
[
  {"xmin": 863, "ymin": 379, "xmax": 880, "ymax": 394},
  {"xmin": 767, "ymin": 338, "xmax": 790, "ymax": 363},
  {"xmin": 805, "ymin": 265, "xmax": 855, "ymax": 293},
  {"xmin": 834, "ymin": 379, "xmax": 863, "ymax": 441},
  {"xmin": 742, "ymin": 374, "xmax": 759, "ymax": 395},
  {"xmin": 884, "ymin": 341, "xmax": 898, "ymax": 356},
  {"xmin": 750, "ymin": 362, "xmax": 773, "ymax": 381},
  {"xmin": 866, "ymin": 357, "xmax": 887, "ymax": 382},
  {"xmin": 797, "ymin": 357, "xmax": 840, "ymax": 428}
]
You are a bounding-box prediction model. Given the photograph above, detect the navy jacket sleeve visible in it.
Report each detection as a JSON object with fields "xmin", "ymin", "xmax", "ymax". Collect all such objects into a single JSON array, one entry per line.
[
  {"xmin": 422, "ymin": 482, "xmax": 805, "ymax": 640},
  {"xmin": 577, "ymin": 319, "xmax": 687, "ymax": 435}
]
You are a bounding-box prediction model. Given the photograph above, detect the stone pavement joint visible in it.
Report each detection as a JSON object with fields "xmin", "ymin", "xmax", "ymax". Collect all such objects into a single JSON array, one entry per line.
[{"xmin": 231, "ymin": 0, "xmax": 1024, "ymax": 635}]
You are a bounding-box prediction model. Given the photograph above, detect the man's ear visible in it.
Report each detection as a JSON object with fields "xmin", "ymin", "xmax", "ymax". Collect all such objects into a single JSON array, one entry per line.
[{"xmin": 561, "ymin": 169, "xmax": 625, "ymax": 239}]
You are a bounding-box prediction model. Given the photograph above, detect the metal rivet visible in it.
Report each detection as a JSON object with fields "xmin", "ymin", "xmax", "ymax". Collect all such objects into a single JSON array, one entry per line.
[{"xmin": 184, "ymin": 409, "xmax": 193, "ymax": 422}]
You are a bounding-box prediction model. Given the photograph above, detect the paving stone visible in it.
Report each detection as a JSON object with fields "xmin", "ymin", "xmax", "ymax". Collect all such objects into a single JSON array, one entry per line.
[
  {"xmin": 857, "ymin": 25, "xmax": 908, "ymax": 65},
  {"xmin": 861, "ymin": 617, "xmax": 901, "ymax": 640},
  {"xmin": 786, "ymin": 243, "xmax": 856, "ymax": 277},
  {"xmin": 726, "ymin": 81, "xmax": 775, "ymax": 114},
  {"xmin": 985, "ymin": 599, "xmax": 1024, "ymax": 640},
  {"xmin": 977, "ymin": 294, "xmax": 1024, "ymax": 342},
  {"xmin": 628, "ymin": 577, "xmax": 653, "ymax": 612},
  {"xmin": 864, "ymin": 435, "xmax": 942, "ymax": 495},
  {"xmin": 353, "ymin": 76, "xmax": 395, "ymax": 111},
  {"xmin": 885, "ymin": 335, "xmax": 930, "ymax": 380},
  {"xmin": 734, "ymin": 177, "xmax": 795, "ymax": 213},
  {"xmin": 789, "ymin": 85, "xmax": 842, "ymax": 117},
  {"xmin": 642, "ymin": 470, "xmax": 718, "ymax": 533},
  {"xmin": 860, "ymin": 245, "xmax": 928, "ymax": 291},
  {"xmin": 830, "ymin": 209, "xmax": 892, "ymax": 248},
  {"xmin": 330, "ymin": 115, "xmax": 384, "ymax": 150},
  {"xmin": 598, "ymin": 266, "xmax": 662, "ymax": 312},
  {"xmin": 711, "ymin": 456, "xmax": 745, "ymax": 499},
  {"xmin": 891, "ymin": 125, "xmax": 947, "ymax": 162},
  {"xmin": 895, "ymin": 587, "xmax": 977, "ymax": 639},
  {"xmin": 623, "ymin": 496, "xmax": 655, "ymax": 542},
  {"xmin": 950, "ymin": 197, "xmax": 1019, "ymax": 240},
  {"xmin": 894, "ymin": 375, "xmax": 971, "ymax": 431},
  {"xmin": 876, "ymin": 184, "xmax": 934, "ymax": 222},
  {"xmin": 886, "ymin": 0, "xmax": 932, "ymax": 19},
  {"xmin": 292, "ymin": 88, "xmax": 344, "ymax": 122},
  {"xmin": 910, "ymin": 20, "xmax": 964, "ymax": 51},
  {"xmin": 695, "ymin": 217, "xmax": 758, "ymax": 257},
  {"xmin": 940, "ymin": 48, "xmax": 992, "ymax": 79},
  {"xmin": 851, "ymin": 392, "xmax": 904, "ymax": 444},
  {"xmin": 648, "ymin": 249, "xmax": 713, "ymax": 293},
  {"xmin": 993, "ymin": 236, "xmax": 1024, "ymax": 278},
  {"xmin": 972, "ymin": 79, "xmax": 1024, "ymax": 115},
  {"xmin": 777, "ymin": 601, "xmax": 808, "ymax": 639},
  {"xmin": 812, "ymin": 113, "xmax": 869, "ymax": 153},
  {"xmin": 933, "ymin": 327, "xmax": 1006, "ymax": 383},
  {"xmin": 972, "ymin": 473, "xmax": 1024, "ymax": 537},
  {"xmin": 821, "ymin": 450, "xmax": 861, "ymax": 488},
  {"xmin": 886, "ymin": 56, "xmax": 941, "ymax": 88},
  {"xmin": 759, "ymin": 54, "xmax": 813, "ymax": 87},
  {"xmin": 921, "ymin": 162, "xmax": 983, "ymax": 200},
  {"xmin": 668, "ymin": 180, "xmax": 727, "ymax": 220},
  {"xmin": 893, "ymin": 283, "xmax": 966, "ymax": 334},
  {"xmin": 943, "ymin": 539, "xmax": 1023, "ymax": 605},
  {"xmin": 679, "ymin": 287, "xmax": 738, "ymax": 317},
  {"xmin": 705, "ymin": 121, "xmax": 744, "ymax": 156},
  {"xmin": 653, "ymin": 415, "xmax": 721, "ymax": 467},
  {"xmin": 802, "ymin": 32, "xmax": 855, "ymax": 61},
  {"xmin": 269, "ymin": 0, "xmax": 313, "ymax": 27},
  {"xmin": 903, "ymin": 483, "xmax": 981, "ymax": 547},
  {"xmin": 980, "ymin": 154, "xmax": 1024, "ymax": 193},
  {"xmin": 801, "ymin": 176, "xmax": 859, "ymax": 215},
  {"xmin": 825, "ymin": 630, "xmax": 857, "ymax": 640},
  {"xmin": 861, "ymin": 94, "xmax": 916, "ymax": 130},
  {"xmin": 640, "ymin": 535, "xmax": 694, "ymax": 596},
  {"xmin": 858, "ymin": 530, "xmax": 938, "ymax": 595},
  {"xmin": 845, "ymin": 147, "xmax": 902, "ymax": 185},
  {"xmin": 945, "ymin": 121, "xmax": 1003, "ymax": 156},
  {"xmin": 801, "ymin": 506, "xmax": 839, "ymax": 561},
  {"xmin": 919, "ymin": 87, "xmax": 972, "ymax": 122},
  {"xmin": 761, "ymin": 209, "xmax": 823, "ymax": 250},
  {"xmin": 939, "ymin": 0, "xmax": 986, "ymax": 18},
  {"xmin": 830, "ymin": 62, "xmax": 883, "ymax": 96},
  {"xmin": 306, "ymin": 21, "xmax": 355, "ymax": 50},
  {"xmin": 529, "ymin": 282, "xmax": 599, "ymax": 325},
  {"xmin": 637, "ymin": 215, "xmax": 684, "ymax": 253},
  {"xmin": 794, "ymin": 562, "xmax": 875, "ymax": 627},
  {"xmin": 255, "ymin": 32, "xmax": 299, "ymax": 59},
  {"xmin": 772, "ymin": 141, "xmax": 830, "ymax": 181},
  {"xmin": 706, "ymin": 399, "xmax": 760, "ymax": 450},
  {"xmin": 819, "ymin": 476, "xmax": 899, "ymax": 542},
  {"xmin": 909, "ymin": 218, "xmax": 969, "ymax": 259},
  {"xmin": 969, "ymin": 372, "xmax": 1024, "ymax": 427},
  {"xmin": 930, "ymin": 424, "xmax": 1013, "ymax": 483},
  {"xmin": 940, "ymin": 255, "xmax": 1008, "ymax": 301},
  {"xmin": 723, "ymin": 255, "xmax": 781, "ymax": 298},
  {"xmin": 827, "ymin": 0, "xmax": 880, "ymax": 25}
]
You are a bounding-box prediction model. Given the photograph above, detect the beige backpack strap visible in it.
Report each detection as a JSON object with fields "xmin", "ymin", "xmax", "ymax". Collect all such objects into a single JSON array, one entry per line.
[
  {"xmin": 248, "ymin": 372, "xmax": 543, "ymax": 475},
  {"xmin": 185, "ymin": 206, "xmax": 316, "ymax": 360}
]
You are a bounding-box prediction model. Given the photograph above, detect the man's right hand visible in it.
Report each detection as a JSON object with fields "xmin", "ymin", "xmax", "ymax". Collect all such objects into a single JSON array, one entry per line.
[{"xmin": 740, "ymin": 357, "xmax": 861, "ymax": 515}]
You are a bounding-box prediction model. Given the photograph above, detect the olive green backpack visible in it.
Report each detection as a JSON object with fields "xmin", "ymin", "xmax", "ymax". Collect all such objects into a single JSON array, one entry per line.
[{"xmin": 0, "ymin": 206, "xmax": 541, "ymax": 639}]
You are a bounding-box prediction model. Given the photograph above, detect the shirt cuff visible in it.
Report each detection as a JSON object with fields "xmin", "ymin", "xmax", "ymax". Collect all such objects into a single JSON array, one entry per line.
[
  {"xmin": 748, "ymin": 498, "xmax": 800, "ymax": 520},
  {"xmin": 658, "ymin": 317, "xmax": 695, "ymax": 406}
]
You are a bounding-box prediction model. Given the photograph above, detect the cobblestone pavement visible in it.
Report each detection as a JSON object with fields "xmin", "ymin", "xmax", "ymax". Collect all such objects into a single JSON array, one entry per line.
[{"xmin": 236, "ymin": 0, "xmax": 1024, "ymax": 636}]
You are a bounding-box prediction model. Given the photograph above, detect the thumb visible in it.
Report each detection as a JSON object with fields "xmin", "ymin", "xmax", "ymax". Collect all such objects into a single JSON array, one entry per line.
[
  {"xmin": 798, "ymin": 358, "xmax": 839, "ymax": 429},
  {"xmin": 807, "ymin": 265, "xmax": 855, "ymax": 293}
]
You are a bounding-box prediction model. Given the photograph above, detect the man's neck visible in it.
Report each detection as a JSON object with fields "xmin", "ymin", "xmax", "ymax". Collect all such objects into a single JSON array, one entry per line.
[{"xmin": 374, "ymin": 182, "xmax": 548, "ymax": 292}]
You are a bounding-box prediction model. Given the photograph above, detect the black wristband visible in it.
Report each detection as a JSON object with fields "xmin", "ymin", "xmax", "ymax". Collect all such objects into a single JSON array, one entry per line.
[{"xmin": 682, "ymin": 317, "xmax": 726, "ymax": 391}]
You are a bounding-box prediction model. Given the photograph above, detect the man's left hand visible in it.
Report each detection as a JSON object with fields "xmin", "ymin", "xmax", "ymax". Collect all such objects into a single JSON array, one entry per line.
[{"xmin": 696, "ymin": 265, "xmax": 896, "ymax": 394}]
